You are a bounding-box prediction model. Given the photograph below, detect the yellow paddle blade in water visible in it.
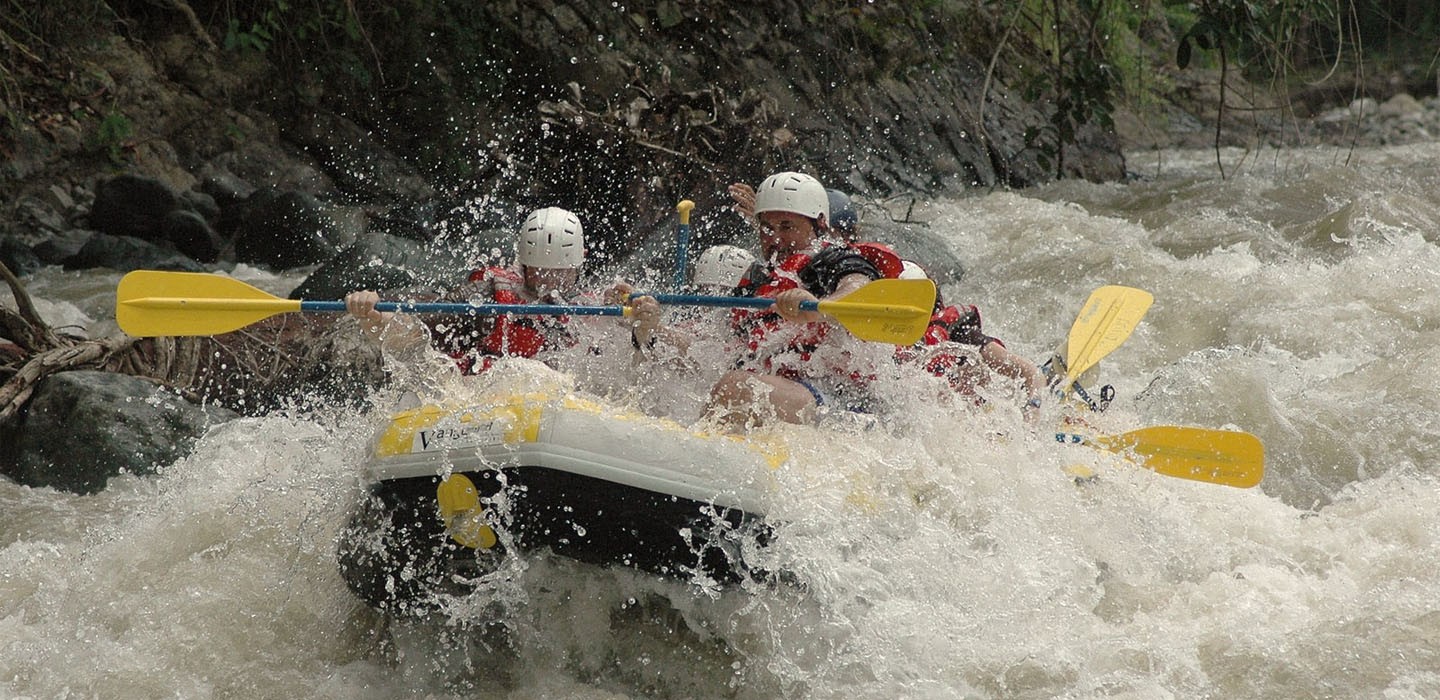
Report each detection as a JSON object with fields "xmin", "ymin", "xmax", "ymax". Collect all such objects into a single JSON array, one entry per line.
[
  {"xmin": 436, "ymin": 473, "xmax": 497, "ymax": 550},
  {"xmin": 1065, "ymin": 285, "xmax": 1153, "ymax": 385},
  {"xmin": 116, "ymin": 270, "xmax": 300, "ymax": 338},
  {"xmin": 817, "ymin": 278, "xmax": 936, "ymax": 345},
  {"xmin": 1093, "ymin": 425, "xmax": 1265, "ymax": 488}
]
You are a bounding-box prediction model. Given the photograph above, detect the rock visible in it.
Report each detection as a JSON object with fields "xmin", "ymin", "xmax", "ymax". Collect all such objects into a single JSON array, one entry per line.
[
  {"xmin": 66, "ymin": 232, "xmax": 203, "ymax": 272},
  {"xmin": 43, "ymin": 184, "xmax": 76, "ymax": 213},
  {"xmin": 159, "ymin": 209, "xmax": 223, "ymax": 262},
  {"xmin": 15, "ymin": 195, "xmax": 67, "ymax": 235},
  {"xmin": 180, "ymin": 189, "xmax": 221, "ymax": 224},
  {"xmin": 0, "ymin": 371, "xmax": 238, "ymax": 494},
  {"xmin": 31, "ymin": 229, "xmax": 94, "ymax": 266},
  {"xmin": 89, "ymin": 174, "xmax": 183, "ymax": 238},
  {"xmin": 285, "ymin": 111, "xmax": 438, "ymax": 204},
  {"xmin": 1379, "ymin": 93, "xmax": 1423, "ymax": 118},
  {"xmin": 0, "ymin": 237, "xmax": 42, "ymax": 277},
  {"xmin": 0, "ymin": 120, "xmax": 55, "ymax": 183},
  {"xmin": 288, "ymin": 228, "xmax": 502, "ymax": 301},
  {"xmin": 208, "ymin": 142, "xmax": 336, "ymax": 198},
  {"xmin": 196, "ymin": 160, "xmax": 257, "ymax": 212},
  {"xmin": 231, "ymin": 187, "xmax": 360, "ymax": 269},
  {"xmin": 129, "ymin": 138, "xmax": 198, "ymax": 193},
  {"xmin": 1349, "ymin": 97, "xmax": 1379, "ymax": 117}
]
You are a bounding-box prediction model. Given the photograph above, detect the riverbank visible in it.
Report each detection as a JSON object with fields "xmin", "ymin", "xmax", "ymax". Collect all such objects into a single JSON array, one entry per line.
[{"xmin": 1116, "ymin": 66, "xmax": 1440, "ymax": 155}]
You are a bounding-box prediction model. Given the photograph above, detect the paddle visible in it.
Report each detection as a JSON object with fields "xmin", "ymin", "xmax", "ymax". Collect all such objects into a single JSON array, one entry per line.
[
  {"xmin": 1059, "ymin": 285, "xmax": 1153, "ymax": 409},
  {"xmin": 636, "ymin": 277, "xmax": 936, "ymax": 345},
  {"xmin": 118, "ymin": 271, "xmax": 934, "ymax": 344},
  {"xmin": 437, "ymin": 473, "xmax": 497, "ymax": 549},
  {"xmin": 115, "ymin": 270, "xmax": 631, "ymax": 338},
  {"xmin": 1056, "ymin": 425, "xmax": 1264, "ymax": 488},
  {"xmin": 673, "ymin": 199, "xmax": 694, "ymax": 290}
]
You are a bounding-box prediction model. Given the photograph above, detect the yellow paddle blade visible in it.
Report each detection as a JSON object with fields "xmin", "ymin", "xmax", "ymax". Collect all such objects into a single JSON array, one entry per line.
[
  {"xmin": 116, "ymin": 271, "xmax": 299, "ymax": 337},
  {"xmin": 818, "ymin": 278, "xmax": 936, "ymax": 345},
  {"xmin": 1065, "ymin": 285, "xmax": 1153, "ymax": 385},
  {"xmin": 436, "ymin": 473, "xmax": 497, "ymax": 549},
  {"xmin": 1094, "ymin": 426, "xmax": 1264, "ymax": 488},
  {"xmin": 436, "ymin": 472, "xmax": 480, "ymax": 517}
]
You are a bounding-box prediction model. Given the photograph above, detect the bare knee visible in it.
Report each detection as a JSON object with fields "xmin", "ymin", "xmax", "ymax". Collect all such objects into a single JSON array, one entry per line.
[{"xmin": 705, "ymin": 370, "xmax": 817, "ymax": 430}]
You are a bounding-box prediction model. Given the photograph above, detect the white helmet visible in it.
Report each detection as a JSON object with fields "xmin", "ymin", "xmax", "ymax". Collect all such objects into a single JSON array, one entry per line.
[
  {"xmin": 753, "ymin": 171, "xmax": 829, "ymax": 222},
  {"xmin": 898, "ymin": 260, "xmax": 929, "ymax": 280},
  {"xmin": 516, "ymin": 207, "xmax": 583, "ymax": 269},
  {"xmin": 692, "ymin": 245, "xmax": 756, "ymax": 289}
]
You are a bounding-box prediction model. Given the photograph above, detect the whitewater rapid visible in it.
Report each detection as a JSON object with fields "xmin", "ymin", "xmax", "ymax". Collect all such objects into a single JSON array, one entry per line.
[{"xmin": 4, "ymin": 141, "xmax": 1440, "ymax": 698}]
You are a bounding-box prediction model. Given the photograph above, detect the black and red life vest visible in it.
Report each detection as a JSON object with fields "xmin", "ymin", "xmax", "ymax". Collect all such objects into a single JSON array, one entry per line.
[{"xmin": 444, "ymin": 266, "xmax": 577, "ymax": 375}]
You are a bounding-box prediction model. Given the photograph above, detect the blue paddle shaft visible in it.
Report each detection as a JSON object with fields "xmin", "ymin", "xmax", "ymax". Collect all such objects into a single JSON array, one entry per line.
[
  {"xmin": 674, "ymin": 223, "xmax": 690, "ymax": 290},
  {"xmin": 638, "ymin": 293, "xmax": 815, "ymax": 312},
  {"xmin": 299, "ymin": 301, "xmax": 627, "ymax": 317}
]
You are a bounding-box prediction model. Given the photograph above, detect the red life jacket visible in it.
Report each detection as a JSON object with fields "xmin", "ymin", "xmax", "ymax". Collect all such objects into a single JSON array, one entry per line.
[
  {"xmin": 730, "ymin": 252, "xmax": 830, "ymax": 366},
  {"xmin": 851, "ymin": 242, "xmax": 904, "ymax": 279},
  {"xmin": 449, "ymin": 266, "xmax": 573, "ymax": 374}
]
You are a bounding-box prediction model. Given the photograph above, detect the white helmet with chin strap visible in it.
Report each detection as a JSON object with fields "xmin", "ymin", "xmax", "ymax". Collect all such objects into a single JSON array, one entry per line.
[
  {"xmin": 517, "ymin": 207, "xmax": 584, "ymax": 269},
  {"xmin": 753, "ymin": 171, "xmax": 830, "ymax": 223},
  {"xmin": 692, "ymin": 245, "xmax": 757, "ymax": 289}
]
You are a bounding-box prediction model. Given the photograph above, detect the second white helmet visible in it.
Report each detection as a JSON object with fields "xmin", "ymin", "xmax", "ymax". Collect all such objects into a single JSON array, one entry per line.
[
  {"xmin": 693, "ymin": 245, "xmax": 757, "ymax": 289},
  {"xmin": 516, "ymin": 207, "xmax": 584, "ymax": 269},
  {"xmin": 898, "ymin": 260, "xmax": 929, "ymax": 280},
  {"xmin": 753, "ymin": 171, "xmax": 830, "ymax": 222}
]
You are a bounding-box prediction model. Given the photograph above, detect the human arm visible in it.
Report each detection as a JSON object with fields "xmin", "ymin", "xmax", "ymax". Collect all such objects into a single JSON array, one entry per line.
[
  {"xmin": 979, "ymin": 341, "xmax": 1046, "ymax": 420},
  {"xmin": 771, "ymin": 272, "xmax": 871, "ymax": 323},
  {"xmin": 605, "ymin": 281, "xmax": 692, "ymax": 361},
  {"xmin": 344, "ymin": 290, "xmax": 430, "ymax": 353}
]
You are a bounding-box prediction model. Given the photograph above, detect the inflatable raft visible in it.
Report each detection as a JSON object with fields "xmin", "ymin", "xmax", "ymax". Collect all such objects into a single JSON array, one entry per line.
[{"xmin": 337, "ymin": 389, "xmax": 787, "ymax": 614}]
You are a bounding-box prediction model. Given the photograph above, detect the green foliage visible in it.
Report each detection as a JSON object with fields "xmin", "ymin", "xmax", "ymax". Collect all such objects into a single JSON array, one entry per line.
[
  {"xmin": 224, "ymin": 17, "xmax": 275, "ymax": 53},
  {"xmin": 1174, "ymin": 0, "xmax": 1345, "ymax": 75},
  {"xmin": 999, "ymin": 0, "xmax": 1138, "ymax": 176},
  {"xmin": 91, "ymin": 109, "xmax": 132, "ymax": 164}
]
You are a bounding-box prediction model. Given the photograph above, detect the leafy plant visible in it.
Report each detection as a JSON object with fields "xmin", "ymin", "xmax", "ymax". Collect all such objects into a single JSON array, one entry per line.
[
  {"xmin": 1173, "ymin": 0, "xmax": 1349, "ymax": 176},
  {"xmin": 92, "ymin": 110, "xmax": 132, "ymax": 164},
  {"xmin": 993, "ymin": 0, "xmax": 1136, "ymax": 178}
]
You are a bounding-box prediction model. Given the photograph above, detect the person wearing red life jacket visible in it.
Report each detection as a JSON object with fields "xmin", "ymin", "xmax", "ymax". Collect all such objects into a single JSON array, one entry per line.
[
  {"xmin": 344, "ymin": 207, "xmax": 662, "ymax": 373},
  {"xmin": 703, "ymin": 171, "xmax": 891, "ymax": 430},
  {"xmin": 892, "ymin": 261, "xmax": 1046, "ymax": 419}
]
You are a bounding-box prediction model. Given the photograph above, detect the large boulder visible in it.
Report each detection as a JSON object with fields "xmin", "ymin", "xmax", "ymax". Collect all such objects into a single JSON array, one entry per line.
[
  {"xmin": 89, "ymin": 173, "xmax": 182, "ymax": 237},
  {"xmin": 88, "ymin": 174, "xmax": 224, "ymax": 262},
  {"xmin": 1, "ymin": 371, "xmax": 238, "ymax": 494},
  {"xmin": 231, "ymin": 187, "xmax": 363, "ymax": 269}
]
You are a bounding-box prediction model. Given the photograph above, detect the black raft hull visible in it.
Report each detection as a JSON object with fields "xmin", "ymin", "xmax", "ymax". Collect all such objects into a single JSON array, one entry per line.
[{"xmin": 336, "ymin": 393, "xmax": 784, "ymax": 614}]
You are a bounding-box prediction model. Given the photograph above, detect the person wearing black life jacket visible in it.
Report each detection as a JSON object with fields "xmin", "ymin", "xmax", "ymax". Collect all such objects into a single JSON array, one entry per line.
[
  {"xmin": 702, "ymin": 171, "xmax": 892, "ymax": 431},
  {"xmin": 892, "ymin": 261, "xmax": 1047, "ymax": 419},
  {"xmin": 343, "ymin": 206, "xmax": 663, "ymax": 373}
]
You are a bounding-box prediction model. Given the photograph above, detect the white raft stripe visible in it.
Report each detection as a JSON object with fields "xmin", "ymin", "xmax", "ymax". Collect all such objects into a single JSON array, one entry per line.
[{"xmin": 366, "ymin": 441, "xmax": 769, "ymax": 514}]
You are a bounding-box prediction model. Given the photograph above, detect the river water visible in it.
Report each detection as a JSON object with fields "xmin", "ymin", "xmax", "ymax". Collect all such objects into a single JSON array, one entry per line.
[{"xmin": 5, "ymin": 141, "xmax": 1440, "ymax": 698}]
